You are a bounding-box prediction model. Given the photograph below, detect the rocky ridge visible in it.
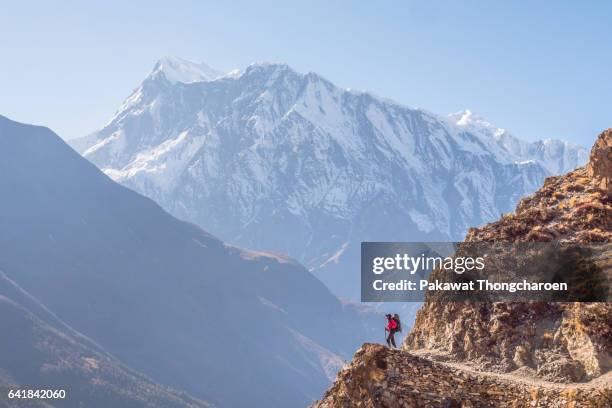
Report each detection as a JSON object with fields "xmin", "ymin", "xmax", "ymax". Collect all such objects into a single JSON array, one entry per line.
[
  {"xmin": 407, "ymin": 129, "xmax": 611, "ymax": 382},
  {"xmin": 313, "ymin": 344, "xmax": 610, "ymax": 407},
  {"xmin": 313, "ymin": 129, "xmax": 611, "ymax": 407}
]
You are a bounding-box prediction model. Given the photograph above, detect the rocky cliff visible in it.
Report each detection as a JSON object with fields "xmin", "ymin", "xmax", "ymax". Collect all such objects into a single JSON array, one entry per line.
[
  {"xmin": 313, "ymin": 129, "xmax": 611, "ymax": 407},
  {"xmin": 588, "ymin": 129, "xmax": 612, "ymax": 195},
  {"xmin": 407, "ymin": 129, "xmax": 611, "ymax": 382}
]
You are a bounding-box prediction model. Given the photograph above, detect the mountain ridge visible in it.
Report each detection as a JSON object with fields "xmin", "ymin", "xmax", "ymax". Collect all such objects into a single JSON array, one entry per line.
[
  {"xmin": 70, "ymin": 58, "xmax": 588, "ymax": 301},
  {"xmin": 0, "ymin": 114, "xmax": 376, "ymax": 408},
  {"xmin": 0, "ymin": 270, "xmax": 212, "ymax": 408}
]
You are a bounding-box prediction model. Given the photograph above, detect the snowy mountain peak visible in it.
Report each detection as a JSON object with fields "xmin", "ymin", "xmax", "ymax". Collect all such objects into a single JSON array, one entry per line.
[
  {"xmin": 246, "ymin": 61, "xmax": 291, "ymax": 70},
  {"xmin": 242, "ymin": 61, "xmax": 298, "ymax": 79},
  {"xmin": 449, "ymin": 109, "xmax": 505, "ymax": 135},
  {"xmin": 149, "ymin": 56, "xmax": 223, "ymax": 84},
  {"xmin": 449, "ymin": 109, "xmax": 476, "ymax": 125},
  {"xmin": 448, "ymin": 110, "xmax": 588, "ymax": 174}
]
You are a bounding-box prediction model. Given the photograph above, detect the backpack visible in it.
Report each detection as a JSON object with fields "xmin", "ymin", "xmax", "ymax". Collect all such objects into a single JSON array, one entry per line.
[{"xmin": 393, "ymin": 314, "xmax": 402, "ymax": 332}]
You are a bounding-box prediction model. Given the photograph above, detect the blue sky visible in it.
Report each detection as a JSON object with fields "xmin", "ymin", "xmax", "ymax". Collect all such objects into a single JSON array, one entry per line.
[{"xmin": 1, "ymin": 1, "xmax": 610, "ymax": 146}]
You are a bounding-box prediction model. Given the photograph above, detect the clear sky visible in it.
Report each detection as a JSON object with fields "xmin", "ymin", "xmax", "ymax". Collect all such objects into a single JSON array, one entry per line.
[{"xmin": 1, "ymin": 1, "xmax": 610, "ymax": 146}]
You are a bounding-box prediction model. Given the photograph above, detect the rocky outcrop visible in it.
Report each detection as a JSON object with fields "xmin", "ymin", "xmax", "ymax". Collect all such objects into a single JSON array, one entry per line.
[
  {"xmin": 406, "ymin": 129, "xmax": 611, "ymax": 382},
  {"xmin": 588, "ymin": 129, "xmax": 612, "ymax": 194},
  {"xmin": 314, "ymin": 130, "xmax": 611, "ymax": 407},
  {"xmin": 313, "ymin": 344, "xmax": 611, "ymax": 408}
]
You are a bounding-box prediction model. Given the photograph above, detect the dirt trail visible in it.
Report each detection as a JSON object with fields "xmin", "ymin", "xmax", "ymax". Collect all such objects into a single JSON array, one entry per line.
[
  {"xmin": 314, "ymin": 344, "xmax": 611, "ymax": 407},
  {"xmin": 408, "ymin": 348, "xmax": 612, "ymax": 391}
]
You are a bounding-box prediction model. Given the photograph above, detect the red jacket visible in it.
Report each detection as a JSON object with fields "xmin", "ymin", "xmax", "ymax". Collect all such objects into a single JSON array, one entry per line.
[{"xmin": 386, "ymin": 319, "xmax": 397, "ymax": 331}]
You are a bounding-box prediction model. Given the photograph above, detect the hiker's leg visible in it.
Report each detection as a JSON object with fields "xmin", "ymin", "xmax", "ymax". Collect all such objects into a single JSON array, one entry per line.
[
  {"xmin": 390, "ymin": 332, "xmax": 396, "ymax": 348},
  {"xmin": 386, "ymin": 332, "xmax": 391, "ymax": 346}
]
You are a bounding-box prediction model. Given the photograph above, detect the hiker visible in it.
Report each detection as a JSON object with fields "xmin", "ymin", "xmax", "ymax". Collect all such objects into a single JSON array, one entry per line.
[{"xmin": 385, "ymin": 313, "xmax": 401, "ymax": 348}]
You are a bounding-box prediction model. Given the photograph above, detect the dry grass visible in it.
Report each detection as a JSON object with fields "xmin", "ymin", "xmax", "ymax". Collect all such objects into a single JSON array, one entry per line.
[
  {"xmin": 575, "ymin": 177, "xmax": 591, "ymax": 186},
  {"xmin": 552, "ymin": 191, "xmax": 566, "ymax": 200},
  {"xmin": 466, "ymin": 164, "xmax": 611, "ymax": 244}
]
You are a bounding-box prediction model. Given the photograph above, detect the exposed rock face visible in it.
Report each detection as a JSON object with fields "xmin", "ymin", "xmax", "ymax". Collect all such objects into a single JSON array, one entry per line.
[
  {"xmin": 313, "ymin": 344, "xmax": 610, "ymax": 408},
  {"xmin": 588, "ymin": 129, "xmax": 612, "ymax": 194},
  {"xmin": 314, "ymin": 130, "xmax": 611, "ymax": 407}
]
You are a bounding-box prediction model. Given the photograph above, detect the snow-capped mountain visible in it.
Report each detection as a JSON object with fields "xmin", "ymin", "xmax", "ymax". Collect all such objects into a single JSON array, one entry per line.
[
  {"xmin": 449, "ymin": 109, "xmax": 588, "ymax": 174},
  {"xmin": 150, "ymin": 56, "xmax": 224, "ymax": 84},
  {"xmin": 72, "ymin": 57, "xmax": 588, "ymax": 300}
]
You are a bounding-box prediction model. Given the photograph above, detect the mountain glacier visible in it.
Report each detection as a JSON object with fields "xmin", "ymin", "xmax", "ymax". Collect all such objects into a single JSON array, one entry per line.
[{"xmin": 72, "ymin": 57, "xmax": 588, "ymax": 300}]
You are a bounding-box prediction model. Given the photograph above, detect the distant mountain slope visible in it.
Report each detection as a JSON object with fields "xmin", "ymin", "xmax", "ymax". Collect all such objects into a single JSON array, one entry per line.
[
  {"xmin": 450, "ymin": 109, "xmax": 588, "ymax": 174},
  {"xmin": 71, "ymin": 58, "xmax": 588, "ymax": 300},
  {"xmin": 0, "ymin": 272, "xmax": 210, "ymax": 408},
  {"xmin": 0, "ymin": 115, "xmax": 375, "ymax": 408}
]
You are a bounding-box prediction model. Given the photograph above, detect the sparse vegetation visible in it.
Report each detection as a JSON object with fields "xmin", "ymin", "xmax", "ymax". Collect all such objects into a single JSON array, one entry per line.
[{"xmin": 552, "ymin": 191, "xmax": 565, "ymax": 200}]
